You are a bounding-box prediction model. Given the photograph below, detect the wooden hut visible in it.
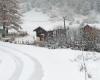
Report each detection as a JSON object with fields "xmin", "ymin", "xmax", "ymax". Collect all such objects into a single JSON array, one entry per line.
[{"xmin": 33, "ymin": 27, "xmax": 47, "ymax": 41}]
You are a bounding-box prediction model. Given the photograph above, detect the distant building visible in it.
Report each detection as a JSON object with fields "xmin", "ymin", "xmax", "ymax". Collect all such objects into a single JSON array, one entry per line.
[
  {"xmin": 82, "ymin": 25, "xmax": 97, "ymax": 41},
  {"xmin": 83, "ymin": 25, "xmax": 93, "ymax": 32},
  {"xmin": 81, "ymin": 24, "xmax": 99, "ymax": 50},
  {"xmin": 33, "ymin": 27, "xmax": 47, "ymax": 41}
]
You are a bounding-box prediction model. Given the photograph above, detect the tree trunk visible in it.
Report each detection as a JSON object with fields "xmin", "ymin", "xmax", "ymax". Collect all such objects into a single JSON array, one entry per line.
[
  {"xmin": 2, "ymin": 22, "xmax": 6, "ymax": 37},
  {"xmin": 6, "ymin": 28, "xmax": 8, "ymax": 36}
]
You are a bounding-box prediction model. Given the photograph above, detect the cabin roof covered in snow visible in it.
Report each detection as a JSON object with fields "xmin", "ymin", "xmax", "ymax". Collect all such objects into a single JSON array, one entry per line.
[
  {"xmin": 33, "ymin": 26, "xmax": 47, "ymax": 32},
  {"xmin": 83, "ymin": 24, "xmax": 100, "ymax": 30}
]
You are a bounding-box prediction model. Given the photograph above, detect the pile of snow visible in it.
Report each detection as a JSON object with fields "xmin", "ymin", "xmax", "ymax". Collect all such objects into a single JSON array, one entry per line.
[
  {"xmin": 14, "ymin": 35, "xmax": 34, "ymax": 44},
  {"xmin": 8, "ymin": 29, "xmax": 18, "ymax": 33},
  {"xmin": 0, "ymin": 42, "xmax": 100, "ymax": 80}
]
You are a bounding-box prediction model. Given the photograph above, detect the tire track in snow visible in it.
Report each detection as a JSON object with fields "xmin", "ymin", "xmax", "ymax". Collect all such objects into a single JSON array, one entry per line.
[
  {"xmin": 0, "ymin": 43, "xmax": 44, "ymax": 80},
  {"xmin": 0, "ymin": 50, "xmax": 16, "ymax": 80},
  {"xmin": 0, "ymin": 46, "xmax": 24, "ymax": 80}
]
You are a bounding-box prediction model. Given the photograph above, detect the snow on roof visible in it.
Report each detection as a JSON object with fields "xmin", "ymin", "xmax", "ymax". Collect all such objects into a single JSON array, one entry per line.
[
  {"xmin": 85, "ymin": 24, "xmax": 100, "ymax": 30},
  {"xmin": 8, "ymin": 28, "xmax": 18, "ymax": 33}
]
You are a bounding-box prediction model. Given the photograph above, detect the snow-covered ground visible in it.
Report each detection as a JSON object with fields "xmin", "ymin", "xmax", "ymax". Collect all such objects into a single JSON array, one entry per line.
[
  {"xmin": 14, "ymin": 35, "xmax": 34, "ymax": 44},
  {"xmin": 0, "ymin": 42, "xmax": 43, "ymax": 80},
  {"xmin": 0, "ymin": 41, "xmax": 100, "ymax": 80},
  {"xmin": 1, "ymin": 8, "xmax": 100, "ymax": 80}
]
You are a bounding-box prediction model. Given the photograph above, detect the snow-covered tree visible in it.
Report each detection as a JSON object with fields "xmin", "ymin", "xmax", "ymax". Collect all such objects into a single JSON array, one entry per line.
[
  {"xmin": 25, "ymin": 0, "xmax": 100, "ymax": 16},
  {"xmin": 0, "ymin": 0, "xmax": 22, "ymax": 37},
  {"xmin": 80, "ymin": 25, "xmax": 97, "ymax": 51}
]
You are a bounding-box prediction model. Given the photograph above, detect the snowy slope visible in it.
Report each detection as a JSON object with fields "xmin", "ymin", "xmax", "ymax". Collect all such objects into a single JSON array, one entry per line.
[
  {"xmin": 21, "ymin": 9, "xmax": 51, "ymax": 35},
  {"xmin": 21, "ymin": 9, "xmax": 100, "ymax": 35},
  {"xmin": 21, "ymin": 9, "xmax": 67, "ymax": 35},
  {"xmin": 0, "ymin": 42, "xmax": 43, "ymax": 80},
  {"xmin": 16, "ymin": 9, "xmax": 100, "ymax": 43},
  {"xmin": 0, "ymin": 42, "xmax": 100, "ymax": 80}
]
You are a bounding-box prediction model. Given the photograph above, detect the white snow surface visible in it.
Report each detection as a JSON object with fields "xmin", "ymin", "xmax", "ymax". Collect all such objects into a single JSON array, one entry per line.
[
  {"xmin": 14, "ymin": 35, "xmax": 34, "ymax": 44},
  {"xmin": 0, "ymin": 41, "xmax": 100, "ymax": 80}
]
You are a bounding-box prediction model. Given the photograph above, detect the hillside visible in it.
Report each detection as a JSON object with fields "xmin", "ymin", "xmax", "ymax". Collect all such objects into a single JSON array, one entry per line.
[{"xmin": 21, "ymin": 9, "xmax": 66, "ymax": 35}]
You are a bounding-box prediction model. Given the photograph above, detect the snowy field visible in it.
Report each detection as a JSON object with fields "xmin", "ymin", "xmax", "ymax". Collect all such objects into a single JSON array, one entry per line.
[{"xmin": 0, "ymin": 41, "xmax": 100, "ymax": 80}]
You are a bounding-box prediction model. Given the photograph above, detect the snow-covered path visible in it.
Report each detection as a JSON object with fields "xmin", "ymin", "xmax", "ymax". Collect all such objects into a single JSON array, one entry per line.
[
  {"xmin": 0, "ymin": 42, "xmax": 82, "ymax": 80},
  {"xmin": 0, "ymin": 42, "xmax": 100, "ymax": 80},
  {"xmin": 0, "ymin": 50, "xmax": 17, "ymax": 80},
  {"xmin": 0, "ymin": 47, "xmax": 23, "ymax": 80},
  {"xmin": 0, "ymin": 42, "xmax": 44, "ymax": 80}
]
